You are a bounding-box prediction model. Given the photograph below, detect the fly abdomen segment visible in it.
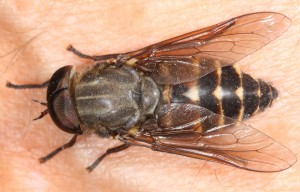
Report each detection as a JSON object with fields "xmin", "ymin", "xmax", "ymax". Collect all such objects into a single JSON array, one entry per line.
[
  {"xmin": 170, "ymin": 65, "xmax": 278, "ymax": 120},
  {"xmin": 219, "ymin": 66, "xmax": 242, "ymax": 120},
  {"xmin": 242, "ymin": 74, "xmax": 278, "ymax": 118},
  {"xmin": 258, "ymin": 80, "xmax": 278, "ymax": 111},
  {"xmin": 241, "ymin": 73, "xmax": 260, "ymax": 119}
]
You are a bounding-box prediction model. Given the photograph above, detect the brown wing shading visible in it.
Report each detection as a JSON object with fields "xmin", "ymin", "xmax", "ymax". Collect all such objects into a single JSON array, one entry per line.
[
  {"xmin": 126, "ymin": 12, "xmax": 291, "ymax": 85},
  {"xmin": 127, "ymin": 104, "xmax": 296, "ymax": 172}
]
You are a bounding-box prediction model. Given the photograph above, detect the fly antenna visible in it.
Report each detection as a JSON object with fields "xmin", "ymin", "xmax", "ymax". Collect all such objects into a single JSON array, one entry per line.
[
  {"xmin": 33, "ymin": 109, "xmax": 49, "ymax": 121},
  {"xmin": 32, "ymin": 99, "xmax": 47, "ymax": 106}
]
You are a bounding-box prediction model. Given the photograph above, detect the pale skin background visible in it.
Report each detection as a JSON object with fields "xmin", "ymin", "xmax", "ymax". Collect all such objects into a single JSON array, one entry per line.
[{"xmin": 0, "ymin": 0, "xmax": 300, "ymax": 191}]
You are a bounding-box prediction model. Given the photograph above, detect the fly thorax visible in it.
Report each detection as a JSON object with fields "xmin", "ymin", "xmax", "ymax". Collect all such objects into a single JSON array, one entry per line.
[{"xmin": 73, "ymin": 65, "xmax": 159, "ymax": 136}]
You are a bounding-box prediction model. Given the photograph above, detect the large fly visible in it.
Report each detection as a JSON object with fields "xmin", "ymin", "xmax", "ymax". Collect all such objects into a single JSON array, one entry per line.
[{"xmin": 7, "ymin": 12, "xmax": 296, "ymax": 172}]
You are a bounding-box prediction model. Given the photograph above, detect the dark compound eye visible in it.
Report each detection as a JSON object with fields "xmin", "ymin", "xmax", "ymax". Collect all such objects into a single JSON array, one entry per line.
[{"xmin": 47, "ymin": 66, "xmax": 82, "ymax": 134}]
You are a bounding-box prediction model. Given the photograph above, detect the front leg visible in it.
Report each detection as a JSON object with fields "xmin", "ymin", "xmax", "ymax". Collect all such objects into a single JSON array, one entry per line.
[
  {"xmin": 6, "ymin": 80, "xmax": 49, "ymax": 89},
  {"xmin": 66, "ymin": 45, "xmax": 96, "ymax": 60},
  {"xmin": 67, "ymin": 44, "xmax": 122, "ymax": 62}
]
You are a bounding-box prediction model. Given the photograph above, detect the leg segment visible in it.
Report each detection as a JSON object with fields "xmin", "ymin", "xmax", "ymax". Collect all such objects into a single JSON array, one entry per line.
[
  {"xmin": 39, "ymin": 134, "xmax": 78, "ymax": 163},
  {"xmin": 67, "ymin": 44, "xmax": 120, "ymax": 61},
  {"xmin": 6, "ymin": 80, "xmax": 49, "ymax": 89},
  {"xmin": 86, "ymin": 144, "xmax": 130, "ymax": 172},
  {"xmin": 67, "ymin": 45, "xmax": 96, "ymax": 60}
]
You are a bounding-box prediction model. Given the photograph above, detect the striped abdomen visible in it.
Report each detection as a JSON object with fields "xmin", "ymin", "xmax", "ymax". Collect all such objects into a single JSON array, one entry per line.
[{"xmin": 171, "ymin": 65, "xmax": 278, "ymax": 120}]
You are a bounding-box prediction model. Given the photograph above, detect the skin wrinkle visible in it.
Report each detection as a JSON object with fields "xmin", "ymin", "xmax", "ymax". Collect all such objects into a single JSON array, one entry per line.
[{"xmin": 0, "ymin": 1, "xmax": 299, "ymax": 192}]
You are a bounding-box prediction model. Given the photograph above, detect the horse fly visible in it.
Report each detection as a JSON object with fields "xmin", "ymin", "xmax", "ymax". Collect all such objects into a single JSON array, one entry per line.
[{"xmin": 7, "ymin": 12, "xmax": 296, "ymax": 172}]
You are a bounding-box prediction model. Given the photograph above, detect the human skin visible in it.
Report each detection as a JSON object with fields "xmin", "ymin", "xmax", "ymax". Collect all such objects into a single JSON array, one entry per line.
[{"xmin": 1, "ymin": 0, "xmax": 300, "ymax": 191}]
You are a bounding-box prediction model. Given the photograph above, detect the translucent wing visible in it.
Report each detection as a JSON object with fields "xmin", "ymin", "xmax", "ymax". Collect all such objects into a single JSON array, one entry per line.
[
  {"xmin": 127, "ymin": 104, "xmax": 296, "ymax": 172},
  {"xmin": 126, "ymin": 12, "xmax": 291, "ymax": 84}
]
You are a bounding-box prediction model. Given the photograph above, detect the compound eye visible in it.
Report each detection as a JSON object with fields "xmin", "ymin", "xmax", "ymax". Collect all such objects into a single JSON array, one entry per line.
[
  {"xmin": 49, "ymin": 88, "xmax": 82, "ymax": 134},
  {"xmin": 47, "ymin": 66, "xmax": 82, "ymax": 134}
]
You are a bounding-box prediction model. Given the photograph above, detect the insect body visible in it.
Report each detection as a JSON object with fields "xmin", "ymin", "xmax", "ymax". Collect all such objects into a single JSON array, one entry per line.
[
  {"xmin": 170, "ymin": 65, "xmax": 278, "ymax": 120},
  {"xmin": 7, "ymin": 12, "xmax": 296, "ymax": 172}
]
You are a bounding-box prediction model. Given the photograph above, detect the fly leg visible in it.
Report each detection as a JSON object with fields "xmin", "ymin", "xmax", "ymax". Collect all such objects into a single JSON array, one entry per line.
[
  {"xmin": 6, "ymin": 80, "xmax": 49, "ymax": 89},
  {"xmin": 86, "ymin": 144, "xmax": 130, "ymax": 172},
  {"xmin": 6, "ymin": 81, "xmax": 49, "ymax": 119},
  {"xmin": 66, "ymin": 45, "xmax": 96, "ymax": 60},
  {"xmin": 67, "ymin": 44, "xmax": 121, "ymax": 61},
  {"xmin": 39, "ymin": 135, "xmax": 78, "ymax": 163}
]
